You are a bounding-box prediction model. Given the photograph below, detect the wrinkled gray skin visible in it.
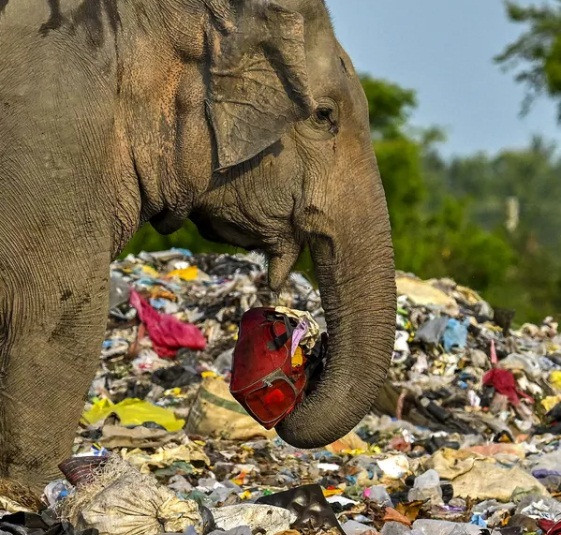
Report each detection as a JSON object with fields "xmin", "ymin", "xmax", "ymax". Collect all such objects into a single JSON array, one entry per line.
[{"xmin": 0, "ymin": 0, "xmax": 396, "ymax": 490}]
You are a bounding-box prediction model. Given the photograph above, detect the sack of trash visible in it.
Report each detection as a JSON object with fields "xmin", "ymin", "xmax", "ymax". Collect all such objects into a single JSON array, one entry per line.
[
  {"xmin": 63, "ymin": 457, "xmax": 202, "ymax": 535},
  {"xmin": 185, "ymin": 376, "xmax": 277, "ymax": 441}
]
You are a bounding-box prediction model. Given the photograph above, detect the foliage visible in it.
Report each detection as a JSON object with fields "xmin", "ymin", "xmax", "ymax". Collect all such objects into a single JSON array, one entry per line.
[
  {"xmin": 424, "ymin": 137, "xmax": 561, "ymax": 322},
  {"xmin": 363, "ymin": 78, "xmax": 516, "ymax": 303},
  {"xmin": 123, "ymin": 220, "xmax": 236, "ymax": 258},
  {"xmin": 360, "ymin": 76, "xmax": 417, "ymax": 138},
  {"xmin": 496, "ymin": 0, "xmax": 561, "ymax": 117}
]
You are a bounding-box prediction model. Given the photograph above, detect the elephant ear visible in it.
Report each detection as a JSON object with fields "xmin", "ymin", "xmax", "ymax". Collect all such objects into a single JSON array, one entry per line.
[{"xmin": 206, "ymin": 0, "xmax": 315, "ymax": 171}]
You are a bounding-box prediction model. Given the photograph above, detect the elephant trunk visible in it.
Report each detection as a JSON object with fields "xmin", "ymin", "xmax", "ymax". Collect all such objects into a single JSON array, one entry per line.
[{"xmin": 276, "ymin": 167, "xmax": 396, "ymax": 448}]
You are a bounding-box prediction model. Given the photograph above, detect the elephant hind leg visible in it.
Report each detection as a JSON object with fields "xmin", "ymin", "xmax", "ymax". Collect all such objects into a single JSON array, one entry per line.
[{"xmin": 0, "ymin": 257, "xmax": 110, "ymax": 492}]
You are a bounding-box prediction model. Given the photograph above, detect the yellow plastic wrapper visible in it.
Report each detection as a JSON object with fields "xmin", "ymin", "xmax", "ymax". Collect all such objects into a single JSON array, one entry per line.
[
  {"xmin": 140, "ymin": 265, "xmax": 159, "ymax": 278},
  {"xmin": 541, "ymin": 394, "xmax": 561, "ymax": 412},
  {"xmin": 166, "ymin": 266, "xmax": 198, "ymax": 281},
  {"xmin": 325, "ymin": 431, "xmax": 368, "ymax": 455},
  {"xmin": 82, "ymin": 398, "xmax": 185, "ymax": 432},
  {"xmin": 291, "ymin": 346, "xmax": 304, "ymax": 368},
  {"xmin": 550, "ymin": 370, "xmax": 561, "ymax": 391}
]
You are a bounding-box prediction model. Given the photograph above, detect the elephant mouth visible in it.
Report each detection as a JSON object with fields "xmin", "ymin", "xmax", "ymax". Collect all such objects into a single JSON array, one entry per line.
[
  {"xmin": 190, "ymin": 212, "xmax": 303, "ymax": 292},
  {"xmin": 190, "ymin": 212, "xmax": 263, "ymax": 251}
]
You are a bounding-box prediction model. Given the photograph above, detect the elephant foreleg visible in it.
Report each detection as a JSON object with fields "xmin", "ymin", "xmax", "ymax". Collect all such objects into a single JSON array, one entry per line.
[{"xmin": 0, "ymin": 253, "xmax": 110, "ymax": 492}]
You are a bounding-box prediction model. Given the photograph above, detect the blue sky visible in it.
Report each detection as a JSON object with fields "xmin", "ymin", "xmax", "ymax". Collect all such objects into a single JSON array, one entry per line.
[{"xmin": 328, "ymin": 0, "xmax": 560, "ymax": 158}]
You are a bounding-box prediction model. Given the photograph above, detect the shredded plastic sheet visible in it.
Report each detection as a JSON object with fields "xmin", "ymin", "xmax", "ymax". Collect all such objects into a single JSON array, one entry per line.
[
  {"xmin": 483, "ymin": 368, "xmax": 535, "ymax": 406},
  {"xmin": 165, "ymin": 266, "xmax": 199, "ymax": 281},
  {"xmin": 274, "ymin": 306, "xmax": 320, "ymax": 352}
]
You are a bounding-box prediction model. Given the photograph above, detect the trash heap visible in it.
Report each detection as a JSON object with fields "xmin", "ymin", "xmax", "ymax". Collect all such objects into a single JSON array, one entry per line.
[{"xmin": 2, "ymin": 249, "xmax": 561, "ymax": 535}]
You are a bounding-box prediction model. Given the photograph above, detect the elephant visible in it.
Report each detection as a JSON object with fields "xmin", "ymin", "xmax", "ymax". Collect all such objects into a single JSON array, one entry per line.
[{"xmin": 0, "ymin": 0, "xmax": 396, "ymax": 491}]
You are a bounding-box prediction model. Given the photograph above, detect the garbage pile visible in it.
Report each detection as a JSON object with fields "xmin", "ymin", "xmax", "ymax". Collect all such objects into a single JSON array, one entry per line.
[{"xmin": 2, "ymin": 249, "xmax": 561, "ymax": 535}]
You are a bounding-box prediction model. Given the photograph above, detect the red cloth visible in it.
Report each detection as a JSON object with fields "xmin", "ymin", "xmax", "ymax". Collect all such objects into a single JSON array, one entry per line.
[
  {"xmin": 540, "ymin": 519, "xmax": 561, "ymax": 534},
  {"xmin": 130, "ymin": 289, "xmax": 206, "ymax": 358},
  {"xmin": 483, "ymin": 368, "xmax": 534, "ymax": 406}
]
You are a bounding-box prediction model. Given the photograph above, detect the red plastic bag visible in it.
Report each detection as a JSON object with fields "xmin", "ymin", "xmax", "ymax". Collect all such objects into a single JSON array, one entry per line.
[
  {"xmin": 539, "ymin": 519, "xmax": 561, "ymax": 534},
  {"xmin": 130, "ymin": 289, "xmax": 206, "ymax": 358},
  {"xmin": 483, "ymin": 368, "xmax": 534, "ymax": 406}
]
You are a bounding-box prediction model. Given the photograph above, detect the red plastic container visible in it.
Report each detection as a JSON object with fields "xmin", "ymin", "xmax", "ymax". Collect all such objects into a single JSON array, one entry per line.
[{"xmin": 230, "ymin": 308, "xmax": 308, "ymax": 429}]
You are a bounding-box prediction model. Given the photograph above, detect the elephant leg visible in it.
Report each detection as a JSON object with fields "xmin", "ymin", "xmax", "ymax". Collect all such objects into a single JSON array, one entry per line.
[{"xmin": 0, "ymin": 254, "xmax": 110, "ymax": 492}]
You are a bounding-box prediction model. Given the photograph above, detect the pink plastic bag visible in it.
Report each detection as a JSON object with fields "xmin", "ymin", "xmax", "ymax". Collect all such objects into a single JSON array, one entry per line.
[{"xmin": 130, "ymin": 289, "xmax": 206, "ymax": 358}]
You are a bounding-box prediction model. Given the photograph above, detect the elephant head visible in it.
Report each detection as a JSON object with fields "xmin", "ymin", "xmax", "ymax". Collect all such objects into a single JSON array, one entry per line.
[{"xmin": 151, "ymin": 0, "xmax": 397, "ymax": 447}]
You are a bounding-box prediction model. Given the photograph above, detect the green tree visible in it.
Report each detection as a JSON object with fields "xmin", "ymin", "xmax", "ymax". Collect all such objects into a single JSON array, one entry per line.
[
  {"xmin": 362, "ymin": 77, "xmax": 515, "ymax": 295},
  {"xmin": 424, "ymin": 137, "xmax": 561, "ymax": 322},
  {"xmin": 360, "ymin": 76, "xmax": 417, "ymax": 138},
  {"xmin": 496, "ymin": 1, "xmax": 561, "ymax": 117}
]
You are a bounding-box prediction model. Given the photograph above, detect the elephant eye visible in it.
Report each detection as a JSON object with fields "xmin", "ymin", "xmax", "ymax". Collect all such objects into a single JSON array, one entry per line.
[
  {"xmin": 313, "ymin": 100, "xmax": 340, "ymax": 135},
  {"xmin": 315, "ymin": 107, "xmax": 332, "ymax": 122}
]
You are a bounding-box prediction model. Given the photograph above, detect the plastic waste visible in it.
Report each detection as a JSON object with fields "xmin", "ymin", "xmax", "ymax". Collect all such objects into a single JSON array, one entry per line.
[
  {"xmin": 396, "ymin": 275, "xmax": 459, "ymax": 315},
  {"xmin": 543, "ymin": 520, "xmax": 561, "ymax": 534},
  {"xmin": 81, "ymin": 398, "xmax": 185, "ymax": 432},
  {"xmin": 377, "ymin": 455, "xmax": 410, "ymax": 479},
  {"xmin": 273, "ymin": 306, "xmax": 320, "ymax": 352},
  {"xmin": 42, "ymin": 479, "xmax": 73, "ymax": 507},
  {"xmin": 185, "ymin": 376, "xmax": 276, "ymax": 440},
  {"xmin": 98, "ymin": 425, "xmax": 182, "ymax": 449},
  {"xmin": 151, "ymin": 365, "xmax": 199, "ymax": 389},
  {"xmin": 17, "ymin": 249, "xmax": 561, "ymax": 535},
  {"xmin": 211, "ymin": 504, "xmax": 295, "ymax": 535},
  {"xmin": 326, "ymin": 431, "xmax": 369, "ymax": 454},
  {"xmin": 407, "ymin": 469, "xmax": 443, "ymax": 505},
  {"xmin": 207, "ymin": 528, "xmax": 252, "ymax": 535},
  {"xmin": 120, "ymin": 444, "xmax": 209, "ymax": 474},
  {"xmin": 65, "ymin": 457, "xmax": 202, "ymax": 535},
  {"xmin": 109, "ymin": 272, "xmax": 131, "ymax": 309},
  {"xmin": 483, "ymin": 368, "xmax": 534, "ymax": 406},
  {"xmin": 451, "ymin": 461, "xmax": 548, "ymax": 502},
  {"xmin": 342, "ymin": 519, "xmax": 377, "ymax": 535},
  {"xmin": 550, "ymin": 370, "xmax": 561, "ymax": 391},
  {"xmin": 381, "ymin": 522, "xmax": 412, "ymax": 535},
  {"xmin": 256, "ymin": 484, "xmax": 344, "ymax": 533},
  {"xmin": 363, "ymin": 485, "xmax": 393, "ymax": 506},
  {"xmin": 0, "ymin": 511, "xmax": 99, "ymax": 535},
  {"xmin": 442, "ymin": 318, "xmax": 469, "ymax": 352},
  {"xmin": 412, "ymin": 519, "xmax": 482, "ymax": 535},
  {"xmin": 414, "ymin": 317, "xmax": 448, "ymax": 346},
  {"xmin": 165, "ymin": 266, "xmax": 199, "ymax": 281},
  {"xmin": 130, "ymin": 289, "xmax": 206, "ymax": 357},
  {"xmin": 516, "ymin": 494, "xmax": 561, "ymax": 521}
]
